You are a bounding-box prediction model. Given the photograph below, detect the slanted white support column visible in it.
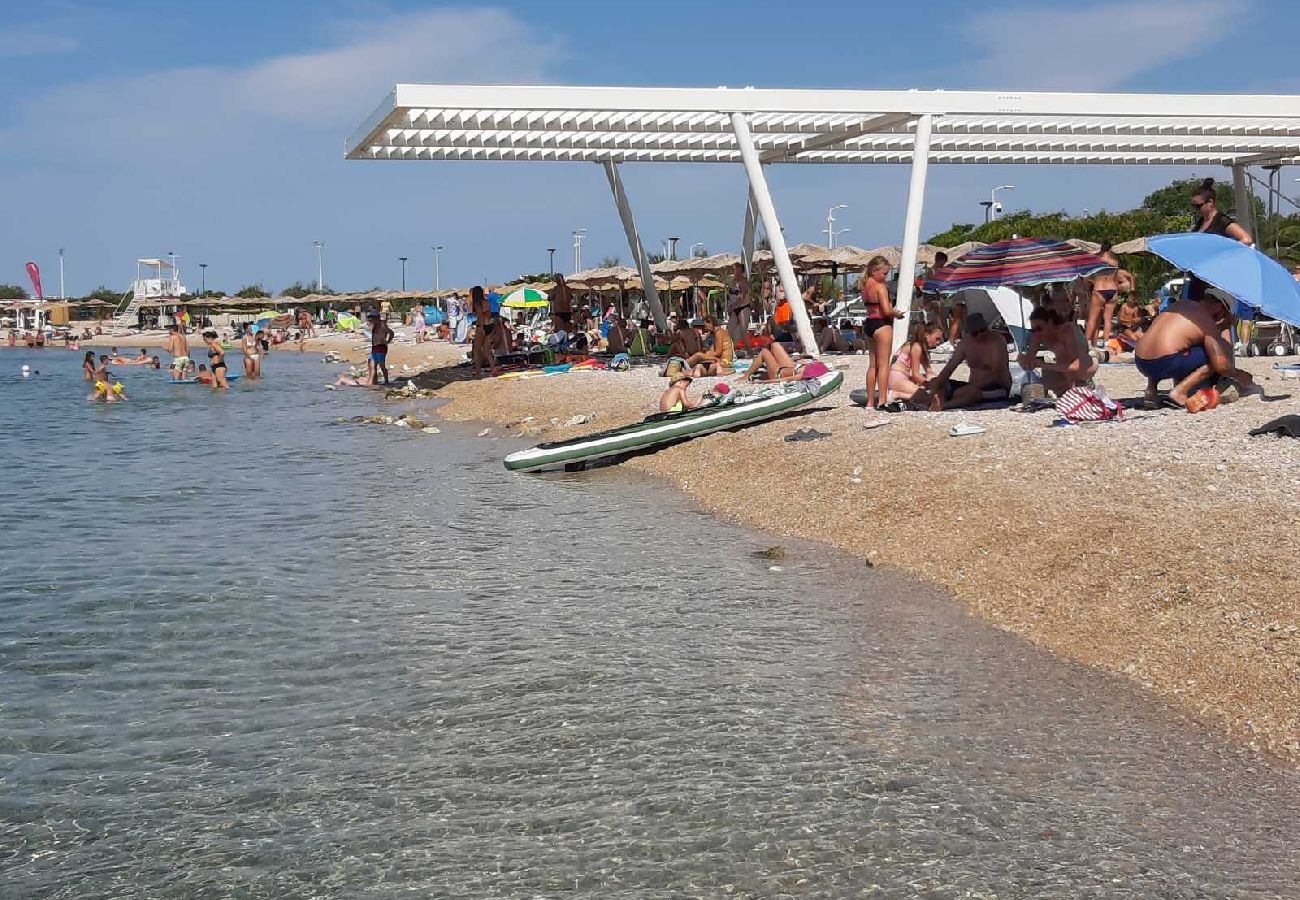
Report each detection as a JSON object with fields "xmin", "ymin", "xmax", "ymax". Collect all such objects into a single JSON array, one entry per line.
[
  {"xmin": 741, "ymin": 189, "xmax": 758, "ymax": 277},
  {"xmin": 731, "ymin": 111, "xmax": 817, "ymax": 356},
  {"xmin": 1231, "ymin": 163, "xmax": 1256, "ymax": 240},
  {"xmin": 892, "ymin": 113, "xmax": 934, "ymax": 353},
  {"xmin": 603, "ymin": 160, "xmax": 668, "ymax": 331}
]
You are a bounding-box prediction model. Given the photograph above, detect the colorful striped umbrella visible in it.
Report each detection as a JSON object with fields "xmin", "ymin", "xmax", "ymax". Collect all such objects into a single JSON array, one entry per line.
[
  {"xmin": 922, "ymin": 237, "xmax": 1113, "ymax": 294},
  {"xmin": 500, "ymin": 287, "xmax": 550, "ymax": 308}
]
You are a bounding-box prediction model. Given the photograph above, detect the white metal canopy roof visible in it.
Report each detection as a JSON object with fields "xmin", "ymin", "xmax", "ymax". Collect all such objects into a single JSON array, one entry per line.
[{"xmin": 346, "ymin": 84, "xmax": 1300, "ymax": 166}]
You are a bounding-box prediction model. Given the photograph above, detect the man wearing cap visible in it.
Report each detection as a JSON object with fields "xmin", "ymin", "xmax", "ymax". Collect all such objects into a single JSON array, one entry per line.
[
  {"xmin": 917, "ymin": 312, "xmax": 1012, "ymax": 410},
  {"xmin": 1136, "ymin": 289, "xmax": 1253, "ymax": 412}
]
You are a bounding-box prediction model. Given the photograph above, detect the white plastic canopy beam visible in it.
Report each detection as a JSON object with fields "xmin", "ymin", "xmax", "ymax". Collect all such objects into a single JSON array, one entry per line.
[
  {"xmin": 741, "ymin": 188, "xmax": 758, "ymax": 277},
  {"xmin": 1231, "ymin": 163, "xmax": 1256, "ymax": 240},
  {"xmin": 603, "ymin": 161, "xmax": 667, "ymax": 331},
  {"xmin": 893, "ymin": 113, "xmax": 934, "ymax": 353},
  {"xmin": 731, "ymin": 111, "xmax": 818, "ymax": 357}
]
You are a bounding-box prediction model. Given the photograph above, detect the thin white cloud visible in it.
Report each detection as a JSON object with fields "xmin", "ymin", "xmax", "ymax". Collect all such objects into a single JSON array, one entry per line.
[
  {"xmin": 0, "ymin": 24, "xmax": 79, "ymax": 58},
  {"xmin": 960, "ymin": 0, "xmax": 1245, "ymax": 90},
  {"xmin": 3, "ymin": 8, "xmax": 561, "ymax": 162}
]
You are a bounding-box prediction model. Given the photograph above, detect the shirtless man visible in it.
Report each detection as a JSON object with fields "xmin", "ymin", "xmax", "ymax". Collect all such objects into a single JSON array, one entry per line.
[
  {"xmin": 367, "ymin": 312, "xmax": 394, "ymax": 386},
  {"xmin": 1136, "ymin": 291, "xmax": 1253, "ymax": 412},
  {"xmin": 668, "ymin": 318, "xmax": 703, "ymax": 360},
  {"xmin": 686, "ymin": 316, "xmax": 734, "ymax": 377},
  {"xmin": 916, "ymin": 312, "xmax": 1011, "ymax": 410},
  {"xmin": 1017, "ymin": 307, "xmax": 1098, "ymax": 397},
  {"xmin": 163, "ymin": 324, "xmax": 190, "ymax": 382}
]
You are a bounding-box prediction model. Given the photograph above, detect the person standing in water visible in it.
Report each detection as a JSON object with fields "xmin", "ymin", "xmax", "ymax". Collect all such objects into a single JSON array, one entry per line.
[
  {"xmin": 367, "ymin": 312, "xmax": 394, "ymax": 386},
  {"xmin": 82, "ymin": 350, "xmax": 97, "ymax": 381},
  {"xmin": 203, "ymin": 330, "xmax": 229, "ymax": 390},
  {"xmin": 163, "ymin": 324, "xmax": 190, "ymax": 382},
  {"xmin": 241, "ymin": 327, "xmax": 261, "ymax": 380}
]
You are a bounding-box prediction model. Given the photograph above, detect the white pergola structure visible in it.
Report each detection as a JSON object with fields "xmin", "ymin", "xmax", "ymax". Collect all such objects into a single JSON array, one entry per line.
[{"xmin": 347, "ymin": 85, "xmax": 1300, "ymax": 354}]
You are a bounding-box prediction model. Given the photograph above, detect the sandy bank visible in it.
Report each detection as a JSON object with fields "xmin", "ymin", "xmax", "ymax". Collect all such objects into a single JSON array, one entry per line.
[{"xmin": 427, "ymin": 352, "xmax": 1300, "ymax": 763}]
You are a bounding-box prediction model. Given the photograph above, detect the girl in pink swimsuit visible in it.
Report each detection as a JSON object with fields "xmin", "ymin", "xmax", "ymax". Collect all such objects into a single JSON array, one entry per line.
[{"xmin": 887, "ymin": 322, "xmax": 943, "ymax": 403}]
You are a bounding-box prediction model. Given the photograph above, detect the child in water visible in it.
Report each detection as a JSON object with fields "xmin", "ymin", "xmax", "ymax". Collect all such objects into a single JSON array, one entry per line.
[{"xmin": 88, "ymin": 355, "xmax": 127, "ymax": 402}]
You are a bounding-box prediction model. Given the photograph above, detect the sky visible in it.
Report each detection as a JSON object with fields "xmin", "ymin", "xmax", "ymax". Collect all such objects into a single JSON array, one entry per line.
[{"xmin": 1, "ymin": 0, "xmax": 1296, "ymax": 296}]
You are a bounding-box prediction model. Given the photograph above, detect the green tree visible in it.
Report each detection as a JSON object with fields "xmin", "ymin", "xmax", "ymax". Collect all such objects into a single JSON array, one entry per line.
[
  {"xmin": 280, "ymin": 281, "xmax": 315, "ymax": 298},
  {"xmin": 0, "ymin": 283, "xmax": 29, "ymax": 299},
  {"xmin": 235, "ymin": 283, "xmax": 269, "ymax": 298},
  {"xmin": 79, "ymin": 285, "xmax": 126, "ymax": 303},
  {"xmin": 597, "ymin": 255, "xmax": 622, "ymax": 268},
  {"xmin": 646, "ymin": 252, "xmax": 666, "ymax": 264}
]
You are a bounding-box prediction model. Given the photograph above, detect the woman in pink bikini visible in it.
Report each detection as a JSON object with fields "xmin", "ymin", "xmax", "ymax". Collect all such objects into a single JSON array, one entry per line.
[{"xmin": 887, "ymin": 321, "xmax": 943, "ymax": 405}]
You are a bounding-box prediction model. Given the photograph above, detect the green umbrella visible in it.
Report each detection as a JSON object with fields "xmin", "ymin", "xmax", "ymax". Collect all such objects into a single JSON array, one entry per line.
[{"xmin": 501, "ymin": 287, "xmax": 550, "ymax": 308}]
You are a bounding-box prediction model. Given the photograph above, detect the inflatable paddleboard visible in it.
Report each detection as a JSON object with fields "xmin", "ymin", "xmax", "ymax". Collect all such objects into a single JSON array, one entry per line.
[
  {"xmin": 504, "ymin": 369, "xmax": 843, "ymax": 472},
  {"xmin": 170, "ymin": 373, "xmax": 241, "ymax": 384}
]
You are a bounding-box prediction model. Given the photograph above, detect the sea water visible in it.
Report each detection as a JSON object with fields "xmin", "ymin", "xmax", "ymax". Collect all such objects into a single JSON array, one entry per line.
[{"xmin": 1, "ymin": 348, "xmax": 1298, "ymax": 898}]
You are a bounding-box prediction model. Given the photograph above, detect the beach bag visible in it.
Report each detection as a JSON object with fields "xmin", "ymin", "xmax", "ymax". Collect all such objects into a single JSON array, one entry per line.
[{"xmin": 1055, "ymin": 386, "xmax": 1123, "ymax": 423}]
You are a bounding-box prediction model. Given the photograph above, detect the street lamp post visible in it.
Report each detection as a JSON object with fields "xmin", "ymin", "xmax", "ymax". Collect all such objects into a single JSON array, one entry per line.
[
  {"xmin": 572, "ymin": 229, "xmax": 587, "ymax": 272},
  {"xmin": 58, "ymin": 248, "xmax": 65, "ymax": 299},
  {"xmin": 399, "ymin": 256, "xmax": 408, "ymax": 291},
  {"xmin": 313, "ymin": 241, "xmax": 325, "ymax": 290},
  {"xmin": 988, "ymin": 185, "xmax": 1015, "ymax": 222},
  {"xmin": 547, "ymin": 248, "xmax": 557, "ymax": 275},
  {"xmin": 668, "ymin": 236, "xmax": 680, "ymax": 260},
  {"xmin": 432, "ymin": 245, "xmax": 443, "ymax": 291},
  {"xmin": 199, "ymin": 263, "xmax": 207, "ymax": 295},
  {"xmin": 824, "ymin": 204, "xmax": 848, "ymax": 248}
]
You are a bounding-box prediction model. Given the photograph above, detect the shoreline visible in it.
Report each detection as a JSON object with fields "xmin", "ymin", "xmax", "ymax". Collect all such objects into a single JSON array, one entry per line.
[{"xmin": 418, "ymin": 350, "xmax": 1300, "ymax": 764}]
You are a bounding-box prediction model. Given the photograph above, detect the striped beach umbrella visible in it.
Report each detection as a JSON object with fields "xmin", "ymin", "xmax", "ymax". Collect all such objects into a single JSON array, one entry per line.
[
  {"xmin": 500, "ymin": 287, "xmax": 550, "ymax": 308},
  {"xmin": 922, "ymin": 237, "xmax": 1113, "ymax": 294}
]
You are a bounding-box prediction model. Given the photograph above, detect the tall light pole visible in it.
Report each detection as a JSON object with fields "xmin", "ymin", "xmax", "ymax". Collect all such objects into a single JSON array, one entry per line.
[
  {"xmin": 668, "ymin": 236, "xmax": 680, "ymax": 260},
  {"xmin": 313, "ymin": 241, "xmax": 324, "ymax": 290},
  {"xmin": 824, "ymin": 204, "xmax": 848, "ymax": 248},
  {"xmin": 572, "ymin": 228, "xmax": 587, "ymax": 272},
  {"xmin": 398, "ymin": 256, "xmax": 408, "ymax": 291},
  {"xmin": 989, "ymin": 185, "xmax": 1015, "ymax": 222},
  {"xmin": 547, "ymin": 248, "xmax": 557, "ymax": 275},
  {"xmin": 58, "ymin": 248, "xmax": 65, "ymax": 298},
  {"xmin": 432, "ymin": 245, "xmax": 443, "ymax": 291},
  {"xmin": 199, "ymin": 263, "xmax": 207, "ymax": 295}
]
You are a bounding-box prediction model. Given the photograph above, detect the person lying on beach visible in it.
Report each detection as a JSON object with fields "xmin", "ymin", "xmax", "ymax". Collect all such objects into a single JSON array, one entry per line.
[
  {"xmin": 1017, "ymin": 307, "xmax": 1098, "ymax": 397},
  {"xmin": 743, "ymin": 343, "xmax": 831, "ymax": 383},
  {"xmin": 888, "ymin": 322, "xmax": 942, "ymax": 403},
  {"xmin": 333, "ymin": 371, "xmax": 374, "ymax": 387},
  {"xmin": 913, "ymin": 313, "xmax": 1012, "ymax": 410},
  {"xmin": 814, "ymin": 317, "xmax": 851, "ymax": 353},
  {"xmin": 1135, "ymin": 290, "xmax": 1253, "ymax": 412},
  {"xmin": 686, "ymin": 317, "xmax": 734, "ymax": 377}
]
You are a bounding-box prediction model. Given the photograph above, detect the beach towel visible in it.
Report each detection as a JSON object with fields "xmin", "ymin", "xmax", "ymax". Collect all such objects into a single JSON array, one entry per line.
[{"xmin": 1055, "ymin": 386, "xmax": 1123, "ymax": 423}]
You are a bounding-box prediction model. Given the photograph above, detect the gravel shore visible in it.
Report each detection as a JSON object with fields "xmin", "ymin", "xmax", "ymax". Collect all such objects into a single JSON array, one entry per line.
[{"xmin": 428, "ymin": 349, "xmax": 1300, "ymax": 764}]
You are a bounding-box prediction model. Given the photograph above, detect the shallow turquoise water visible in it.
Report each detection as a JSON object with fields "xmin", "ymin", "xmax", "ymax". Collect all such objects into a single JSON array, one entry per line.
[{"xmin": 1, "ymin": 347, "xmax": 1298, "ymax": 898}]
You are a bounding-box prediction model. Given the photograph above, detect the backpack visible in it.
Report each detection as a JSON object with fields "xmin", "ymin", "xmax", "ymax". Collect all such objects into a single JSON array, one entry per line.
[{"xmin": 1055, "ymin": 386, "xmax": 1123, "ymax": 422}]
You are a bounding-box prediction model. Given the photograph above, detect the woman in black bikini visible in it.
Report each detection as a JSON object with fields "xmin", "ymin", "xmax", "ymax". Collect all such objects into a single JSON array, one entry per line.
[
  {"xmin": 861, "ymin": 255, "xmax": 902, "ymax": 410},
  {"xmin": 1083, "ymin": 242, "xmax": 1122, "ymax": 349},
  {"xmin": 203, "ymin": 330, "xmax": 229, "ymax": 390}
]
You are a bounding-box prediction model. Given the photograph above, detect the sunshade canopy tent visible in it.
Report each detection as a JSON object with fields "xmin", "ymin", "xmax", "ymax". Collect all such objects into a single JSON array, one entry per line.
[{"xmin": 347, "ymin": 83, "xmax": 1300, "ymax": 355}]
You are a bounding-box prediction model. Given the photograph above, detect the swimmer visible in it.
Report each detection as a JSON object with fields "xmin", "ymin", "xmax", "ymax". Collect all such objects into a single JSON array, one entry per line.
[{"xmin": 82, "ymin": 350, "xmax": 97, "ymax": 381}]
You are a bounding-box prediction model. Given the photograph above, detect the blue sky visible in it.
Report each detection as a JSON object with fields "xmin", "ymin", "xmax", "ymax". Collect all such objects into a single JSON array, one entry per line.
[{"xmin": 2, "ymin": 0, "xmax": 1295, "ymax": 295}]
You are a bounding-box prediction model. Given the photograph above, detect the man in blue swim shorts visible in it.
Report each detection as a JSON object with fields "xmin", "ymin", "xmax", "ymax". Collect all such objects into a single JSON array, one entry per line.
[
  {"xmin": 1135, "ymin": 289, "xmax": 1253, "ymax": 412},
  {"xmin": 366, "ymin": 311, "xmax": 394, "ymax": 386}
]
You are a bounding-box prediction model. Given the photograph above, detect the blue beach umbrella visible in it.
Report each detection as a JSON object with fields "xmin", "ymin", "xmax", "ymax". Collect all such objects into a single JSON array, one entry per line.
[{"xmin": 1146, "ymin": 233, "xmax": 1300, "ymax": 326}]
